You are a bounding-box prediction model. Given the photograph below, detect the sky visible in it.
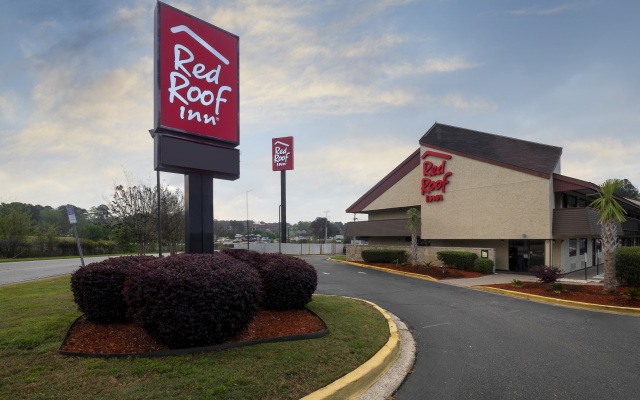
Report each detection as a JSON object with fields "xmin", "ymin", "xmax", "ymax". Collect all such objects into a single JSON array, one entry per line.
[{"xmin": 1, "ymin": 0, "xmax": 639, "ymax": 224}]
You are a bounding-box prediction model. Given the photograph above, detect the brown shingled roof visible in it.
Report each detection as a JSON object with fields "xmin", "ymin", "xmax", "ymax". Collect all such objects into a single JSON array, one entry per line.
[{"xmin": 420, "ymin": 123, "xmax": 562, "ymax": 178}]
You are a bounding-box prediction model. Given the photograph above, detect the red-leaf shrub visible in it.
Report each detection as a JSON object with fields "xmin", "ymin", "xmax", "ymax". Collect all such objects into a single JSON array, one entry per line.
[
  {"xmin": 70, "ymin": 256, "xmax": 156, "ymax": 323},
  {"xmin": 257, "ymin": 253, "xmax": 318, "ymax": 310},
  {"xmin": 122, "ymin": 253, "xmax": 261, "ymax": 349},
  {"xmin": 221, "ymin": 248, "xmax": 268, "ymax": 266},
  {"xmin": 530, "ymin": 265, "xmax": 563, "ymax": 283},
  {"xmin": 222, "ymin": 250, "xmax": 318, "ymax": 310}
]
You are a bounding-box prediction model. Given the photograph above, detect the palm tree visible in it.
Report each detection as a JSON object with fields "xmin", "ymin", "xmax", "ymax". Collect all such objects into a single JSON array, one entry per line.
[
  {"xmin": 406, "ymin": 208, "xmax": 419, "ymax": 266},
  {"xmin": 589, "ymin": 179, "xmax": 627, "ymax": 292}
]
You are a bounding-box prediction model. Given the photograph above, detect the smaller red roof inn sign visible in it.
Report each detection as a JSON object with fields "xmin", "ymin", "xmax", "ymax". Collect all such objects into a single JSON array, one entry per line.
[
  {"xmin": 272, "ymin": 137, "xmax": 294, "ymax": 171},
  {"xmin": 155, "ymin": 2, "xmax": 239, "ymax": 145}
]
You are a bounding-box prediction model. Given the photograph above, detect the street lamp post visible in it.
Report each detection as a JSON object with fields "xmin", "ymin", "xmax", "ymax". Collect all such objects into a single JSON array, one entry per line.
[
  {"xmin": 246, "ymin": 189, "xmax": 252, "ymax": 250},
  {"xmin": 324, "ymin": 210, "xmax": 329, "ymax": 244}
]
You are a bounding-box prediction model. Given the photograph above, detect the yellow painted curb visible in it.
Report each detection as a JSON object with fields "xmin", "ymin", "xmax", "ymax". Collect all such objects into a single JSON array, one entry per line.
[
  {"xmin": 329, "ymin": 258, "xmax": 438, "ymax": 282},
  {"xmin": 301, "ymin": 296, "xmax": 401, "ymax": 400},
  {"xmin": 472, "ymin": 286, "xmax": 640, "ymax": 316}
]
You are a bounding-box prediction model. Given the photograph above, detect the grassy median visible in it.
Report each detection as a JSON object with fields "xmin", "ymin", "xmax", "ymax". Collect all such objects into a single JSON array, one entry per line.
[{"xmin": 0, "ymin": 277, "xmax": 388, "ymax": 399}]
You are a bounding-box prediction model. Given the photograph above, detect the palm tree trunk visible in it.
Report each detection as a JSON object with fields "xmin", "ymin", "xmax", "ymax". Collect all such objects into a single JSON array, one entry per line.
[
  {"xmin": 602, "ymin": 221, "xmax": 617, "ymax": 293},
  {"xmin": 411, "ymin": 232, "xmax": 418, "ymax": 266},
  {"xmin": 603, "ymin": 248, "xmax": 616, "ymax": 292}
]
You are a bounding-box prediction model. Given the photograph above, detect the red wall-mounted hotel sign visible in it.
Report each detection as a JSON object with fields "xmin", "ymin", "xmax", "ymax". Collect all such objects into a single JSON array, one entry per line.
[
  {"xmin": 272, "ymin": 137, "xmax": 294, "ymax": 171},
  {"xmin": 155, "ymin": 1, "xmax": 239, "ymax": 146},
  {"xmin": 421, "ymin": 150, "xmax": 452, "ymax": 203}
]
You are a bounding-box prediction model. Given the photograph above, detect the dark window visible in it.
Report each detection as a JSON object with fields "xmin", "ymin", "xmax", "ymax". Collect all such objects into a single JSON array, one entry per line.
[
  {"xmin": 579, "ymin": 198, "xmax": 588, "ymax": 207},
  {"xmin": 561, "ymin": 193, "xmax": 567, "ymax": 208},
  {"xmin": 579, "ymin": 238, "xmax": 587, "ymax": 255},
  {"xmin": 569, "ymin": 239, "xmax": 577, "ymax": 257},
  {"xmin": 567, "ymin": 196, "xmax": 577, "ymax": 208}
]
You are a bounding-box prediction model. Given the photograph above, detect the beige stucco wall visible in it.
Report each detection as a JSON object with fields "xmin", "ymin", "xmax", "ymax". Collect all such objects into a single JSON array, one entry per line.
[
  {"xmin": 363, "ymin": 164, "xmax": 422, "ymax": 213},
  {"xmin": 418, "ymin": 146, "xmax": 553, "ymax": 240}
]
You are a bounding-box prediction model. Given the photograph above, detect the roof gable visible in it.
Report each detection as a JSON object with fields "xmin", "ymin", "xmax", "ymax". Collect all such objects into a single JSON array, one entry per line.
[
  {"xmin": 346, "ymin": 149, "xmax": 420, "ymax": 213},
  {"xmin": 420, "ymin": 123, "xmax": 562, "ymax": 178}
]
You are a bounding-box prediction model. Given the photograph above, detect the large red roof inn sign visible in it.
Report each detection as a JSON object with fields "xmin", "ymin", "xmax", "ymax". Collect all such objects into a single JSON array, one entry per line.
[{"xmin": 154, "ymin": 1, "xmax": 239, "ymax": 145}]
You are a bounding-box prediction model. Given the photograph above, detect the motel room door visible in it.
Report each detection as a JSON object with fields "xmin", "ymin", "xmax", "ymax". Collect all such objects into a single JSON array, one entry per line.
[{"xmin": 508, "ymin": 240, "xmax": 545, "ymax": 271}]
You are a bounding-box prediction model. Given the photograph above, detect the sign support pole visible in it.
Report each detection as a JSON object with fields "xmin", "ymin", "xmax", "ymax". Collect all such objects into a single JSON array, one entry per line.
[
  {"xmin": 157, "ymin": 170, "xmax": 162, "ymax": 257},
  {"xmin": 281, "ymin": 170, "xmax": 287, "ymax": 243},
  {"xmin": 185, "ymin": 173, "xmax": 214, "ymax": 253}
]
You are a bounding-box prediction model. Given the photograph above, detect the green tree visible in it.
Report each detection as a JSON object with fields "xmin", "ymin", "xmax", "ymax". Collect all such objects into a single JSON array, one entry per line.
[
  {"xmin": 406, "ymin": 208, "xmax": 420, "ymax": 266},
  {"xmin": 613, "ymin": 178, "xmax": 640, "ymax": 200},
  {"xmin": 590, "ymin": 179, "xmax": 627, "ymax": 292},
  {"xmin": 310, "ymin": 217, "xmax": 339, "ymax": 242},
  {"xmin": 109, "ymin": 184, "xmax": 156, "ymax": 255},
  {"xmin": 159, "ymin": 186, "xmax": 184, "ymax": 255},
  {"xmin": 0, "ymin": 203, "xmax": 32, "ymax": 258}
]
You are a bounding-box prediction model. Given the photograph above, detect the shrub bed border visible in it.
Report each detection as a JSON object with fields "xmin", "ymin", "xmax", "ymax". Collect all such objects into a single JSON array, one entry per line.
[{"xmin": 58, "ymin": 308, "xmax": 328, "ymax": 359}]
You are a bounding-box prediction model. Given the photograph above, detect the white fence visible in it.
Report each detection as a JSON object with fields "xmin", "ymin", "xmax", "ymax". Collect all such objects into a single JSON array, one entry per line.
[{"xmin": 233, "ymin": 242, "xmax": 344, "ymax": 255}]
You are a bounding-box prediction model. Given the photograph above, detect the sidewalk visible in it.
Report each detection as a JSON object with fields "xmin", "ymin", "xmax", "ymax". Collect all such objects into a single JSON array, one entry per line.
[
  {"xmin": 440, "ymin": 271, "xmax": 538, "ymax": 288},
  {"xmin": 442, "ymin": 268, "xmax": 606, "ymax": 288}
]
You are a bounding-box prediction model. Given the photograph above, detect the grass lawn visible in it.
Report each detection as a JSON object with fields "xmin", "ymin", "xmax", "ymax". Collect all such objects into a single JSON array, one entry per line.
[{"xmin": 0, "ymin": 277, "xmax": 389, "ymax": 400}]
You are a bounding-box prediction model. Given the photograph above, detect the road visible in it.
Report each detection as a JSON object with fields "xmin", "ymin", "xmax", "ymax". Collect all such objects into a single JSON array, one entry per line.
[
  {"xmin": 307, "ymin": 257, "xmax": 640, "ymax": 400},
  {"xmin": 4, "ymin": 255, "xmax": 639, "ymax": 399},
  {"xmin": 0, "ymin": 256, "xmax": 111, "ymax": 286}
]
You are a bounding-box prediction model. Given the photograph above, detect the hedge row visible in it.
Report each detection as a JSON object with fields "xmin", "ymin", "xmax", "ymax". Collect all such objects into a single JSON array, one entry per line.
[
  {"xmin": 70, "ymin": 251, "xmax": 318, "ymax": 349},
  {"xmin": 361, "ymin": 249, "xmax": 407, "ymax": 264},
  {"xmin": 473, "ymin": 258, "xmax": 494, "ymax": 274},
  {"xmin": 615, "ymin": 247, "xmax": 640, "ymax": 286},
  {"xmin": 437, "ymin": 251, "xmax": 478, "ymax": 270}
]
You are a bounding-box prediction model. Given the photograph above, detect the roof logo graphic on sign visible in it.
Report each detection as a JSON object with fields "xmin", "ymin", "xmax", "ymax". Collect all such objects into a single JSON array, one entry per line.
[
  {"xmin": 274, "ymin": 141, "xmax": 290, "ymax": 147},
  {"xmin": 170, "ymin": 25, "xmax": 230, "ymax": 65}
]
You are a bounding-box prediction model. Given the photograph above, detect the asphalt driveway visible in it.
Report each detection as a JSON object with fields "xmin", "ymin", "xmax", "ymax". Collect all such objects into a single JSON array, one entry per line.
[{"xmin": 307, "ymin": 256, "xmax": 640, "ymax": 400}]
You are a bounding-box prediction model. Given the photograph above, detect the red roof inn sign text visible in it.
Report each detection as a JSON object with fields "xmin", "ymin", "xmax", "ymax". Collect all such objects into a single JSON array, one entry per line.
[
  {"xmin": 155, "ymin": 1, "xmax": 239, "ymax": 145},
  {"xmin": 272, "ymin": 137, "xmax": 294, "ymax": 171},
  {"xmin": 421, "ymin": 150, "xmax": 452, "ymax": 203},
  {"xmin": 153, "ymin": 2, "xmax": 240, "ymax": 181}
]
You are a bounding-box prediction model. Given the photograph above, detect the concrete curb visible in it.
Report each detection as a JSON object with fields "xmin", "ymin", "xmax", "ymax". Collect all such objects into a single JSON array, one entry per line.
[
  {"xmin": 329, "ymin": 258, "xmax": 438, "ymax": 281},
  {"xmin": 472, "ymin": 286, "xmax": 640, "ymax": 316},
  {"xmin": 331, "ymin": 258, "xmax": 640, "ymax": 316},
  {"xmin": 301, "ymin": 297, "xmax": 405, "ymax": 400}
]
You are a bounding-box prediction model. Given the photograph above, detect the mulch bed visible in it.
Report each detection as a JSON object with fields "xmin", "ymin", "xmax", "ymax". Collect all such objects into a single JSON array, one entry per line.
[
  {"xmin": 361, "ymin": 262, "xmax": 486, "ymax": 280},
  {"xmin": 61, "ymin": 309, "xmax": 326, "ymax": 355},
  {"xmin": 483, "ymin": 282, "xmax": 640, "ymax": 308}
]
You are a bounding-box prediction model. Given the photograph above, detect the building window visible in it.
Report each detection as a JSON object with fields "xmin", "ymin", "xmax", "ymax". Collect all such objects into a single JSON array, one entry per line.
[
  {"xmin": 579, "ymin": 198, "xmax": 588, "ymax": 207},
  {"xmin": 567, "ymin": 195, "xmax": 577, "ymax": 208},
  {"xmin": 579, "ymin": 238, "xmax": 587, "ymax": 255},
  {"xmin": 569, "ymin": 239, "xmax": 577, "ymax": 257}
]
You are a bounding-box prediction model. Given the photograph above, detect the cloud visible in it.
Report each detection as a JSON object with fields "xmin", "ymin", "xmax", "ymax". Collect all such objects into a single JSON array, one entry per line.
[
  {"xmin": 1, "ymin": 54, "xmax": 154, "ymax": 209},
  {"xmin": 180, "ymin": 0, "xmax": 484, "ymax": 120},
  {"xmin": 0, "ymin": 92, "xmax": 21, "ymax": 123},
  {"xmin": 381, "ymin": 57, "xmax": 479, "ymax": 77},
  {"xmin": 560, "ymin": 138, "xmax": 640, "ymax": 185},
  {"xmin": 507, "ymin": 4, "xmax": 577, "ymax": 16}
]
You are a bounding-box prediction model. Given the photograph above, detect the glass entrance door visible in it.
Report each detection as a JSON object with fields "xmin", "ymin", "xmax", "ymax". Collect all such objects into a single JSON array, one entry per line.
[{"xmin": 508, "ymin": 240, "xmax": 546, "ymax": 271}]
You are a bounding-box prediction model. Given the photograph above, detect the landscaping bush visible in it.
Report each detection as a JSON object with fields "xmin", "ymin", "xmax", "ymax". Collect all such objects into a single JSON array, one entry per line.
[
  {"xmin": 122, "ymin": 253, "xmax": 261, "ymax": 349},
  {"xmin": 361, "ymin": 249, "xmax": 407, "ymax": 264},
  {"xmin": 530, "ymin": 265, "xmax": 562, "ymax": 283},
  {"xmin": 436, "ymin": 251, "xmax": 478, "ymax": 270},
  {"xmin": 221, "ymin": 248, "xmax": 268, "ymax": 267},
  {"xmin": 615, "ymin": 247, "xmax": 640, "ymax": 286},
  {"xmin": 70, "ymin": 255, "xmax": 156, "ymax": 323},
  {"xmin": 222, "ymin": 249, "xmax": 318, "ymax": 310},
  {"xmin": 257, "ymin": 253, "xmax": 318, "ymax": 310},
  {"xmin": 474, "ymin": 258, "xmax": 494, "ymax": 274}
]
